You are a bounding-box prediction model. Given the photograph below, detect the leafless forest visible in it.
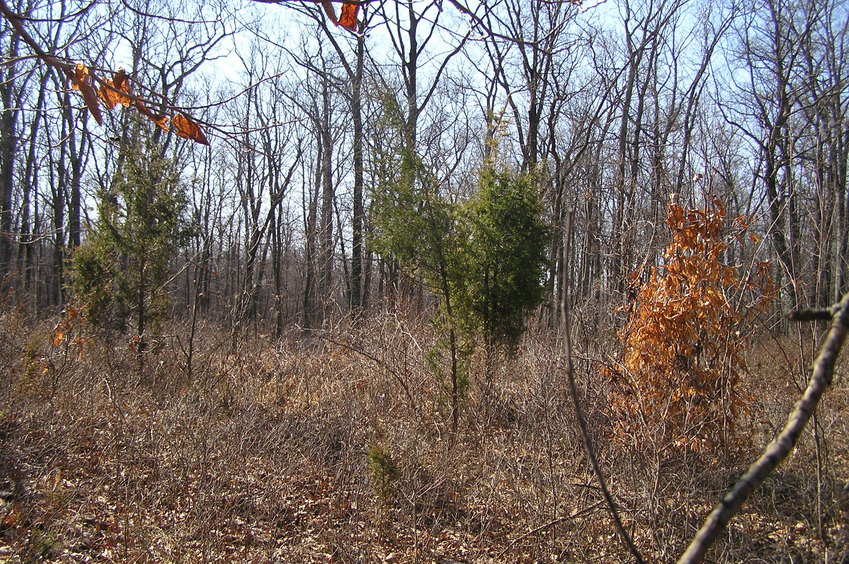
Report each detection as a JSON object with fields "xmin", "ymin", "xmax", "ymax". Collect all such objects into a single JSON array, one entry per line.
[{"xmin": 1, "ymin": 0, "xmax": 849, "ymax": 561}]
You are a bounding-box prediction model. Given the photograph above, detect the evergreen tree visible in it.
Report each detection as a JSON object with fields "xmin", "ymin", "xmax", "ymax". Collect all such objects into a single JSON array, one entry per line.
[
  {"xmin": 458, "ymin": 168, "xmax": 550, "ymax": 351},
  {"xmin": 372, "ymin": 154, "xmax": 550, "ymax": 428},
  {"xmin": 371, "ymin": 151, "xmax": 468, "ymax": 429},
  {"xmin": 72, "ymin": 142, "xmax": 191, "ymax": 344}
]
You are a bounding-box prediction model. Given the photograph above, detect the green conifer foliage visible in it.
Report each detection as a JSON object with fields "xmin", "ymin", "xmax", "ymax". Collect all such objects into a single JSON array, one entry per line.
[
  {"xmin": 371, "ymin": 154, "xmax": 550, "ymax": 428},
  {"xmin": 458, "ymin": 168, "xmax": 550, "ymax": 351},
  {"xmin": 72, "ymin": 142, "xmax": 191, "ymax": 341}
]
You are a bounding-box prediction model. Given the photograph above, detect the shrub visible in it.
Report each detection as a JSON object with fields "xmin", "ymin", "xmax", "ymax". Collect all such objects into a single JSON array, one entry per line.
[{"xmin": 606, "ymin": 198, "xmax": 776, "ymax": 453}]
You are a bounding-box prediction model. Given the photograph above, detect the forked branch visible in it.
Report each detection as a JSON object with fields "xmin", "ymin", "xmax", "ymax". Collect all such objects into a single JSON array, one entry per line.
[{"xmin": 678, "ymin": 291, "xmax": 849, "ymax": 563}]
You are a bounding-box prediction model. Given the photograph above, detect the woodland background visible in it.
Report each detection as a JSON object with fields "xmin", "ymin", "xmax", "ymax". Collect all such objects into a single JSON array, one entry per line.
[{"xmin": 1, "ymin": 0, "xmax": 849, "ymax": 561}]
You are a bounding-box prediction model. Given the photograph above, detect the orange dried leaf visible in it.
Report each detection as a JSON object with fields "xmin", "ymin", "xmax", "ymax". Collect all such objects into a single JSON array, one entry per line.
[
  {"xmin": 113, "ymin": 70, "xmax": 130, "ymax": 93},
  {"xmin": 134, "ymin": 100, "xmax": 169, "ymax": 132},
  {"xmin": 82, "ymin": 83, "xmax": 104, "ymax": 124},
  {"xmin": 99, "ymin": 69, "xmax": 132, "ymax": 110},
  {"xmin": 172, "ymin": 113, "xmax": 209, "ymax": 145},
  {"xmin": 70, "ymin": 63, "xmax": 89, "ymax": 91},
  {"xmin": 69, "ymin": 63, "xmax": 103, "ymax": 125},
  {"xmin": 152, "ymin": 115, "xmax": 170, "ymax": 132},
  {"xmin": 53, "ymin": 330, "xmax": 64, "ymax": 347},
  {"xmin": 608, "ymin": 198, "xmax": 775, "ymax": 452},
  {"xmin": 98, "ymin": 81, "xmax": 118, "ymax": 110},
  {"xmin": 339, "ymin": 2, "xmax": 360, "ymax": 31},
  {"xmin": 321, "ymin": 0, "xmax": 338, "ymax": 24}
]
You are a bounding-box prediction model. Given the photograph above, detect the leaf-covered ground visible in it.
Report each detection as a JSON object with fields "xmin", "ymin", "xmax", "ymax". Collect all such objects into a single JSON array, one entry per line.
[{"xmin": 1, "ymin": 311, "xmax": 848, "ymax": 562}]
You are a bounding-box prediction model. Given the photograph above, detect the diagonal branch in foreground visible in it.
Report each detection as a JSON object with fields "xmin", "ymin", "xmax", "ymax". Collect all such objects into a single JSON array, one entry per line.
[
  {"xmin": 678, "ymin": 291, "xmax": 849, "ymax": 564},
  {"xmin": 562, "ymin": 209, "xmax": 645, "ymax": 564}
]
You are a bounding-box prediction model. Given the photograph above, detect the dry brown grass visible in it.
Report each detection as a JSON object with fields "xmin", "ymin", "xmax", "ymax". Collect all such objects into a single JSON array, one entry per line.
[{"xmin": 1, "ymin": 307, "xmax": 847, "ymax": 562}]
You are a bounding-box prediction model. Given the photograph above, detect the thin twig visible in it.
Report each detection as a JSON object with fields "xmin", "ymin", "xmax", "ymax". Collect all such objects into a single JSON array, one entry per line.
[
  {"xmin": 561, "ymin": 209, "xmax": 645, "ymax": 564},
  {"xmin": 496, "ymin": 500, "xmax": 605, "ymax": 559},
  {"xmin": 0, "ymin": 0, "xmax": 72, "ymax": 73},
  {"xmin": 678, "ymin": 292, "xmax": 849, "ymax": 563},
  {"xmin": 319, "ymin": 333, "xmax": 417, "ymax": 413}
]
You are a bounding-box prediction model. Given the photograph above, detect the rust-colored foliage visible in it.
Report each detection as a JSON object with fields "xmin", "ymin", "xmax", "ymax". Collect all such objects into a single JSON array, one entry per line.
[
  {"xmin": 52, "ymin": 303, "xmax": 87, "ymax": 360},
  {"xmin": 338, "ymin": 2, "xmax": 360, "ymax": 31},
  {"xmin": 319, "ymin": 0, "xmax": 360, "ymax": 32},
  {"xmin": 0, "ymin": 0, "xmax": 208, "ymax": 143},
  {"xmin": 133, "ymin": 99, "xmax": 170, "ymax": 132},
  {"xmin": 606, "ymin": 198, "xmax": 775, "ymax": 453},
  {"xmin": 65, "ymin": 64, "xmax": 205, "ymax": 143},
  {"xmin": 172, "ymin": 113, "xmax": 209, "ymax": 145},
  {"xmin": 98, "ymin": 69, "xmax": 132, "ymax": 110},
  {"xmin": 68, "ymin": 63, "xmax": 103, "ymax": 125}
]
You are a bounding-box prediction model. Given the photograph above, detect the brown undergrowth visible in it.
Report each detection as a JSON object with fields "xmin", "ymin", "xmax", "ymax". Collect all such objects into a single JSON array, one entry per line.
[{"xmin": 0, "ymin": 306, "xmax": 847, "ymax": 562}]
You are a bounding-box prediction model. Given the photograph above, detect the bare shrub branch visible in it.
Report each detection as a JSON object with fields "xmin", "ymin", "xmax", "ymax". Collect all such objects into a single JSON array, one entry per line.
[{"xmin": 562, "ymin": 209, "xmax": 645, "ymax": 564}]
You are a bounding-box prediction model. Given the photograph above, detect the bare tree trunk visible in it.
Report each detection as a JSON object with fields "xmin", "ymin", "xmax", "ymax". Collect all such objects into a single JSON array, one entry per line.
[
  {"xmin": 350, "ymin": 34, "xmax": 365, "ymax": 312},
  {"xmin": 302, "ymin": 140, "xmax": 321, "ymax": 330},
  {"xmin": 318, "ymin": 72, "xmax": 334, "ymax": 324},
  {"xmin": 17, "ymin": 71, "xmax": 49, "ymax": 309},
  {"xmin": 0, "ymin": 22, "xmax": 20, "ymax": 283}
]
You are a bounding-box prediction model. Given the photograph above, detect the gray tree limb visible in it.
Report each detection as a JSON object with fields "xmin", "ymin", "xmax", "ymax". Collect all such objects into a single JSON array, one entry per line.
[{"xmin": 678, "ymin": 291, "xmax": 849, "ymax": 563}]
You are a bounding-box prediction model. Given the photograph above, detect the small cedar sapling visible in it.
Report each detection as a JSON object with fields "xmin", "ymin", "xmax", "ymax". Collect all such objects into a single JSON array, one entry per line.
[{"xmin": 71, "ymin": 139, "xmax": 193, "ymax": 351}]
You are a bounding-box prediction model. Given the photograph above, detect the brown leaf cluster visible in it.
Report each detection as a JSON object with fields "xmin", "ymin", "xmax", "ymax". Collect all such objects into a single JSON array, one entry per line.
[
  {"xmin": 97, "ymin": 69, "xmax": 132, "ymax": 110},
  {"xmin": 67, "ymin": 65, "xmax": 208, "ymax": 145},
  {"xmin": 606, "ymin": 198, "xmax": 776, "ymax": 453}
]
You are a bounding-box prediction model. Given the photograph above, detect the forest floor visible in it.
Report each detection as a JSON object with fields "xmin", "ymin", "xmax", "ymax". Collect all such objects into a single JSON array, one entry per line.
[{"xmin": 1, "ymin": 307, "xmax": 849, "ymax": 563}]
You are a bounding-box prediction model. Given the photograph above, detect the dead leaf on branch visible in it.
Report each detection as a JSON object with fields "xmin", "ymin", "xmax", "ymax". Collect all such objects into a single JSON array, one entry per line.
[
  {"xmin": 133, "ymin": 98, "xmax": 170, "ymax": 133},
  {"xmin": 172, "ymin": 113, "xmax": 209, "ymax": 145},
  {"xmin": 320, "ymin": 0, "xmax": 338, "ymax": 24},
  {"xmin": 98, "ymin": 69, "xmax": 132, "ymax": 110},
  {"xmin": 319, "ymin": 0, "xmax": 360, "ymax": 32},
  {"xmin": 68, "ymin": 63, "xmax": 103, "ymax": 125},
  {"xmin": 605, "ymin": 198, "xmax": 776, "ymax": 453},
  {"xmin": 65, "ymin": 64, "xmax": 210, "ymax": 144},
  {"xmin": 338, "ymin": 2, "xmax": 360, "ymax": 31}
]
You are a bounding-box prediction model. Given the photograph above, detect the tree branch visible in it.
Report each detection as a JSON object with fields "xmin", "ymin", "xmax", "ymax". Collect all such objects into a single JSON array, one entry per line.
[
  {"xmin": 562, "ymin": 209, "xmax": 645, "ymax": 564},
  {"xmin": 0, "ymin": 0, "xmax": 73, "ymax": 73},
  {"xmin": 496, "ymin": 500, "xmax": 605, "ymax": 559},
  {"xmin": 786, "ymin": 305, "xmax": 841, "ymax": 322},
  {"xmin": 679, "ymin": 291, "xmax": 849, "ymax": 563}
]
